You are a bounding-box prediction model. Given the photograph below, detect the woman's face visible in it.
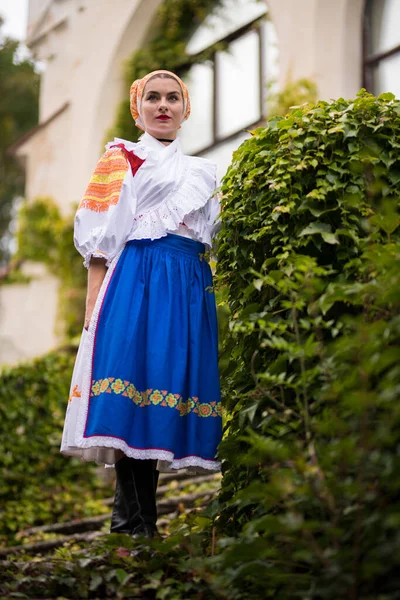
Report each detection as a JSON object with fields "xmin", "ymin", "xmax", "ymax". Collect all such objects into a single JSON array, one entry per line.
[{"xmin": 141, "ymin": 77, "xmax": 184, "ymax": 140}]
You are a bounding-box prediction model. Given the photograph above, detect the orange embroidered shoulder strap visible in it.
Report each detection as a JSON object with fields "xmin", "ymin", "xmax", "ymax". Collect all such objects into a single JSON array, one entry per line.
[{"xmin": 79, "ymin": 147, "xmax": 130, "ymax": 213}]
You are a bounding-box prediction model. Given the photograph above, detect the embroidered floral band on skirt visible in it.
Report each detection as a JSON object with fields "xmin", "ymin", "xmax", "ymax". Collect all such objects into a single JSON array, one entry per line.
[{"xmin": 61, "ymin": 234, "xmax": 222, "ymax": 472}]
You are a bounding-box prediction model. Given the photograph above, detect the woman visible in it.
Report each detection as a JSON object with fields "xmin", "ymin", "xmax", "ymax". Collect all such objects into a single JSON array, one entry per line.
[{"xmin": 61, "ymin": 70, "xmax": 222, "ymax": 539}]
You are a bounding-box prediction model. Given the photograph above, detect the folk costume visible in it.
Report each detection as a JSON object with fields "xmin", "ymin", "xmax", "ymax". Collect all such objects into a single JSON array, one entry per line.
[{"xmin": 60, "ymin": 71, "xmax": 222, "ymax": 538}]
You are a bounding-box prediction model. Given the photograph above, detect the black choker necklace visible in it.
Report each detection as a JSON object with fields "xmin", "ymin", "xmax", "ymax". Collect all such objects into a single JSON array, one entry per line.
[{"xmin": 156, "ymin": 137, "xmax": 174, "ymax": 143}]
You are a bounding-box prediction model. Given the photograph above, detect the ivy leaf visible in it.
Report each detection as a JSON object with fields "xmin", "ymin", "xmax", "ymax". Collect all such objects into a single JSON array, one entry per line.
[
  {"xmin": 89, "ymin": 574, "xmax": 103, "ymax": 591},
  {"xmin": 321, "ymin": 232, "xmax": 339, "ymax": 244},
  {"xmin": 370, "ymin": 214, "xmax": 400, "ymax": 235},
  {"xmin": 378, "ymin": 92, "xmax": 395, "ymax": 101},
  {"xmin": 116, "ymin": 568, "xmax": 130, "ymax": 584},
  {"xmin": 328, "ymin": 126, "xmax": 345, "ymax": 134},
  {"xmin": 299, "ymin": 222, "xmax": 332, "ymax": 236},
  {"xmin": 240, "ymin": 400, "xmax": 260, "ymax": 426},
  {"xmin": 344, "ymin": 126, "xmax": 358, "ymax": 139}
]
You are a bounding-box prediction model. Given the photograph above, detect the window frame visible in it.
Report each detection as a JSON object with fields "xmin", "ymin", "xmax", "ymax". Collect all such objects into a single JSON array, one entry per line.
[
  {"xmin": 363, "ymin": 0, "xmax": 400, "ymax": 92},
  {"xmin": 178, "ymin": 15, "xmax": 268, "ymax": 156}
]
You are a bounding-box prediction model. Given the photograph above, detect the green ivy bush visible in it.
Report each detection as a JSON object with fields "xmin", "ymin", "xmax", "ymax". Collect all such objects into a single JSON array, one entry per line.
[
  {"xmin": 16, "ymin": 197, "xmax": 87, "ymax": 338},
  {"xmin": 213, "ymin": 91, "xmax": 400, "ymax": 598},
  {"xmin": 0, "ymin": 348, "xmax": 112, "ymax": 548}
]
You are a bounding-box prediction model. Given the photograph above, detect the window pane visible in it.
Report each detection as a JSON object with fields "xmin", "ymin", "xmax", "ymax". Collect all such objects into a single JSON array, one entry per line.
[
  {"xmin": 369, "ymin": 0, "xmax": 400, "ymax": 56},
  {"xmin": 180, "ymin": 63, "xmax": 214, "ymax": 155},
  {"xmin": 216, "ymin": 30, "xmax": 260, "ymax": 138},
  {"xmin": 261, "ymin": 19, "xmax": 279, "ymax": 109},
  {"xmin": 372, "ymin": 52, "xmax": 400, "ymax": 98},
  {"xmin": 186, "ymin": 0, "xmax": 266, "ymax": 55},
  {"xmin": 201, "ymin": 132, "xmax": 250, "ymax": 182}
]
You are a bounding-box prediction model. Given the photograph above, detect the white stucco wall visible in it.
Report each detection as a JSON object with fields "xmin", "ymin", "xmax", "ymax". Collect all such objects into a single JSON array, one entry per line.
[
  {"xmin": 27, "ymin": 0, "xmax": 50, "ymax": 39},
  {"xmin": 21, "ymin": 104, "xmax": 72, "ymax": 213},
  {"xmin": 0, "ymin": 263, "xmax": 59, "ymax": 366},
  {"xmin": 23, "ymin": 0, "xmax": 163, "ymax": 214},
  {"xmin": 268, "ymin": 0, "xmax": 365, "ymax": 100}
]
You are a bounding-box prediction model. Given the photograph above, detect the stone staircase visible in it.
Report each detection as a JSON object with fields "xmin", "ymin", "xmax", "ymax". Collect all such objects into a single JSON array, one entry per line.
[{"xmin": 0, "ymin": 471, "xmax": 221, "ymax": 558}]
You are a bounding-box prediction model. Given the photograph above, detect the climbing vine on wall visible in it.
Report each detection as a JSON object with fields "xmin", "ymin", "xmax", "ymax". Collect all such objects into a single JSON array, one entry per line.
[{"xmin": 16, "ymin": 198, "xmax": 86, "ymax": 338}]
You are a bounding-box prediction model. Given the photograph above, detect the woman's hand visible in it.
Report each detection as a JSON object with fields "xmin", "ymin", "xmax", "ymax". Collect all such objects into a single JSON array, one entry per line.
[
  {"xmin": 84, "ymin": 257, "xmax": 107, "ymax": 330},
  {"xmin": 84, "ymin": 299, "xmax": 96, "ymax": 331}
]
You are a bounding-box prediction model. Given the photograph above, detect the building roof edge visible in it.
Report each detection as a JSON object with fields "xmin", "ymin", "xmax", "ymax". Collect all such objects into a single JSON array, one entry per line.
[{"xmin": 8, "ymin": 101, "xmax": 70, "ymax": 156}]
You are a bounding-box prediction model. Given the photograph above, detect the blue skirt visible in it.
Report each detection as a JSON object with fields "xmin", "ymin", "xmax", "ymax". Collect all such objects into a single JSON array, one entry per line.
[{"xmin": 78, "ymin": 234, "xmax": 221, "ymax": 471}]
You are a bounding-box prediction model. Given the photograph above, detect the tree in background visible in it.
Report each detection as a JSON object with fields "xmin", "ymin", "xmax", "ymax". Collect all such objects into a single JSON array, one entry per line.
[{"xmin": 0, "ymin": 17, "xmax": 39, "ymax": 264}]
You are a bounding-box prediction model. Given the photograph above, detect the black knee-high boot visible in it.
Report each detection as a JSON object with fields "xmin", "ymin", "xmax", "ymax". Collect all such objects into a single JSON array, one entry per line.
[
  {"xmin": 110, "ymin": 478, "xmax": 131, "ymax": 534},
  {"xmin": 110, "ymin": 457, "xmax": 159, "ymax": 538}
]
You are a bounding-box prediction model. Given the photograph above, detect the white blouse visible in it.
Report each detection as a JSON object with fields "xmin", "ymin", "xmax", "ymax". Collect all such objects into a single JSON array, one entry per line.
[{"xmin": 74, "ymin": 133, "xmax": 221, "ymax": 268}]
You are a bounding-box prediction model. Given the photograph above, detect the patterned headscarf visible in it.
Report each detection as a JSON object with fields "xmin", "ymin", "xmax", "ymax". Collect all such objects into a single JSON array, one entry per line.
[{"xmin": 130, "ymin": 70, "xmax": 191, "ymax": 131}]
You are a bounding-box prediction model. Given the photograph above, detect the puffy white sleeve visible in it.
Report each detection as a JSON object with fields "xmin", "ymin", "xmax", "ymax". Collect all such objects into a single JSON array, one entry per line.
[
  {"xmin": 204, "ymin": 191, "xmax": 221, "ymax": 239},
  {"xmin": 74, "ymin": 147, "xmax": 137, "ymax": 268}
]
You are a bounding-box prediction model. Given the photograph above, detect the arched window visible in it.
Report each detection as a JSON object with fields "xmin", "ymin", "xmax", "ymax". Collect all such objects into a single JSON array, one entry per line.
[
  {"xmin": 364, "ymin": 0, "xmax": 400, "ymax": 98},
  {"xmin": 179, "ymin": 0, "xmax": 278, "ymax": 177}
]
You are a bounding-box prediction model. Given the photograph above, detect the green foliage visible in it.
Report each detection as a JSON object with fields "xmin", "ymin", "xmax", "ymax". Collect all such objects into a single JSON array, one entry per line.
[
  {"xmin": 0, "ymin": 347, "xmax": 112, "ymax": 548},
  {"xmin": 0, "ymin": 532, "xmax": 225, "ymax": 599},
  {"xmin": 111, "ymin": 0, "xmax": 222, "ymax": 142},
  {"xmin": 17, "ymin": 197, "xmax": 63, "ymax": 264},
  {"xmin": 213, "ymin": 90, "xmax": 400, "ymax": 598},
  {"xmin": 0, "ymin": 21, "xmax": 39, "ymax": 263},
  {"xmin": 268, "ymin": 76, "xmax": 318, "ymax": 117},
  {"xmin": 16, "ymin": 197, "xmax": 86, "ymax": 338},
  {"xmin": 0, "ymin": 261, "xmax": 31, "ymax": 284}
]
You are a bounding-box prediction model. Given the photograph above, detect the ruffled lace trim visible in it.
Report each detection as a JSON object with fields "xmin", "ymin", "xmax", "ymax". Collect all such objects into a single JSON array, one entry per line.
[
  {"xmin": 62, "ymin": 439, "xmax": 221, "ymax": 473},
  {"xmin": 112, "ymin": 143, "xmax": 216, "ymax": 247},
  {"xmin": 183, "ymin": 211, "xmax": 211, "ymax": 246},
  {"xmin": 83, "ymin": 251, "xmax": 109, "ymax": 269}
]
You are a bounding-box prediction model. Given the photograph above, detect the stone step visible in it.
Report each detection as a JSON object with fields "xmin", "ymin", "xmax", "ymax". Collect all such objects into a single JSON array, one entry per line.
[
  {"xmin": 0, "ymin": 504, "xmax": 207, "ymax": 559},
  {"xmin": 1, "ymin": 469, "xmax": 221, "ymax": 558},
  {"xmin": 1, "ymin": 487, "xmax": 219, "ymax": 557}
]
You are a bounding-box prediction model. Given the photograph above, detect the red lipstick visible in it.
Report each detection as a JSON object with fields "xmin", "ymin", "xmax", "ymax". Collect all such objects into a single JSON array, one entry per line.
[{"xmin": 157, "ymin": 115, "xmax": 171, "ymax": 120}]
